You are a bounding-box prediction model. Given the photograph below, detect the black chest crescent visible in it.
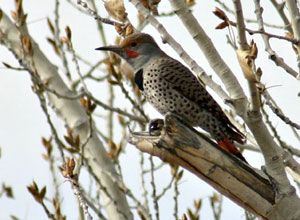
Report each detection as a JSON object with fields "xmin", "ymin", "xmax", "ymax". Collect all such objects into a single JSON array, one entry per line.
[{"xmin": 134, "ymin": 69, "xmax": 144, "ymax": 91}]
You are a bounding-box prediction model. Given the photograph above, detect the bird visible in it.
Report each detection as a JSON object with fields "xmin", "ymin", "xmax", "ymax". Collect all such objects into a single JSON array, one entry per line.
[{"xmin": 96, "ymin": 32, "xmax": 246, "ymax": 162}]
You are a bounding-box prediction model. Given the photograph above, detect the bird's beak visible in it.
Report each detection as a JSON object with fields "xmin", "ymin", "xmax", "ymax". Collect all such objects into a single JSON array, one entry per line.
[{"xmin": 95, "ymin": 45, "xmax": 123, "ymax": 56}]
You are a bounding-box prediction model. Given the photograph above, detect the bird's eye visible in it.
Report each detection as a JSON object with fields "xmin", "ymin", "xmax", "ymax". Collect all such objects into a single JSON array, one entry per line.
[{"xmin": 131, "ymin": 42, "xmax": 137, "ymax": 47}]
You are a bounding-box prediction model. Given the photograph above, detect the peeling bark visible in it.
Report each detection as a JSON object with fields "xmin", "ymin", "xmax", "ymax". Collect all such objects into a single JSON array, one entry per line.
[{"xmin": 129, "ymin": 114, "xmax": 300, "ymax": 219}]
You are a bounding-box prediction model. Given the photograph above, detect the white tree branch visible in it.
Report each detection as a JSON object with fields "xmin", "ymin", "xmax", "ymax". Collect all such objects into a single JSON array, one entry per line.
[
  {"xmin": 128, "ymin": 114, "xmax": 300, "ymax": 220},
  {"xmin": 0, "ymin": 11, "xmax": 133, "ymax": 220},
  {"xmin": 254, "ymin": 0, "xmax": 299, "ymax": 79},
  {"xmin": 231, "ymin": 0, "xmax": 297, "ymax": 199}
]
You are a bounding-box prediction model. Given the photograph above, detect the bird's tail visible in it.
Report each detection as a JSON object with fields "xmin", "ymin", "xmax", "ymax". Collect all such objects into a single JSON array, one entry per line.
[{"xmin": 217, "ymin": 138, "xmax": 247, "ymax": 163}]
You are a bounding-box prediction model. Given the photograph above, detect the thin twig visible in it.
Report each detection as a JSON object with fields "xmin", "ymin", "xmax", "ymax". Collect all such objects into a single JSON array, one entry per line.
[
  {"xmin": 173, "ymin": 175, "xmax": 179, "ymax": 220},
  {"xmin": 41, "ymin": 202, "xmax": 56, "ymax": 220},
  {"xmin": 156, "ymin": 175, "xmax": 175, "ymax": 200},
  {"xmin": 88, "ymin": 94, "xmax": 147, "ymax": 123},
  {"xmin": 269, "ymin": 0, "xmax": 292, "ymax": 32},
  {"xmin": 285, "ymin": 0, "xmax": 300, "ymax": 72},
  {"xmin": 77, "ymin": 0, "xmax": 123, "ymax": 26},
  {"xmin": 118, "ymin": 81, "xmax": 149, "ymax": 121},
  {"xmin": 27, "ymin": 60, "xmax": 66, "ymax": 163},
  {"xmin": 41, "ymin": 85, "xmax": 146, "ymax": 123},
  {"xmin": 54, "ymin": 0, "xmax": 72, "ymax": 81},
  {"xmin": 69, "ymin": 40, "xmax": 89, "ymax": 92},
  {"xmin": 263, "ymin": 92, "xmax": 300, "ymax": 130},
  {"xmin": 65, "ymin": 176, "xmax": 93, "ymax": 220},
  {"xmin": 81, "ymin": 189, "xmax": 108, "ymax": 220},
  {"xmin": 261, "ymin": 105, "xmax": 300, "ymax": 157},
  {"xmin": 71, "ymin": 59, "xmax": 107, "ymax": 90},
  {"xmin": 150, "ymin": 156, "xmax": 160, "ymax": 220},
  {"xmin": 65, "ymin": 0, "xmax": 90, "ymax": 14},
  {"xmin": 140, "ymin": 153, "xmax": 150, "ymax": 215},
  {"xmin": 246, "ymin": 28, "xmax": 299, "ymax": 44},
  {"xmin": 143, "ymin": 162, "xmax": 165, "ymax": 173},
  {"xmin": 252, "ymin": 0, "xmax": 299, "ymax": 79},
  {"xmin": 1, "ymin": 62, "xmax": 26, "ymax": 71},
  {"xmin": 107, "ymin": 78, "xmax": 114, "ymax": 140},
  {"xmin": 48, "ymin": 141, "xmax": 61, "ymax": 203},
  {"xmin": 90, "ymin": 0, "xmax": 108, "ymax": 46},
  {"xmin": 215, "ymin": 0, "xmax": 286, "ymax": 29},
  {"xmin": 73, "ymin": 52, "xmax": 95, "ymax": 66}
]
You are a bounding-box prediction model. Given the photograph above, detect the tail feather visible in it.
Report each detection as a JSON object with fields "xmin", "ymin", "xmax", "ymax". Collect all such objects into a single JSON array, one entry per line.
[
  {"xmin": 227, "ymin": 122, "xmax": 245, "ymax": 144},
  {"xmin": 217, "ymin": 138, "xmax": 247, "ymax": 163}
]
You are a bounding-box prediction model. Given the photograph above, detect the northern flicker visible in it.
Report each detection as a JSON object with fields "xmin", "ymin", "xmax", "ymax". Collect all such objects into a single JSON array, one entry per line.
[{"xmin": 96, "ymin": 32, "xmax": 246, "ymax": 162}]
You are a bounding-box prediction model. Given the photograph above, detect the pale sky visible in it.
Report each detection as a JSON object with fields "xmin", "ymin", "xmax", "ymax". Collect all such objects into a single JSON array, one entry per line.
[{"xmin": 0, "ymin": 1, "xmax": 299, "ymax": 219}]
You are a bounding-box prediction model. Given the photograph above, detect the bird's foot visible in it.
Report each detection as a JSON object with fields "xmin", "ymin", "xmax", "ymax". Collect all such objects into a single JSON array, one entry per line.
[{"xmin": 148, "ymin": 118, "xmax": 164, "ymax": 136}]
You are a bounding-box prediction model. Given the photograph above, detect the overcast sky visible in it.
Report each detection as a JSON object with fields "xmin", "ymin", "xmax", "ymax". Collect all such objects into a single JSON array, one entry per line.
[{"xmin": 0, "ymin": 1, "xmax": 299, "ymax": 219}]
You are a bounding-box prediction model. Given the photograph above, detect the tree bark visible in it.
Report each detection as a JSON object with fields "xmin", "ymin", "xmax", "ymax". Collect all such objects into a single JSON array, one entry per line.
[
  {"xmin": 128, "ymin": 114, "xmax": 300, "ymax": 220},
  {"xmin": 0, "ymin": 10, "xmax": 133, "ymax": 220}
]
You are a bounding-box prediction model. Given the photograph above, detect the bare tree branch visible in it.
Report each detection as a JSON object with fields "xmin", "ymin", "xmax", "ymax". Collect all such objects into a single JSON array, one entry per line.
[
  {"xmin": 232, "ymin": 0, "xmax": 298, "ymax": 201},
  {"xmin": 0, "ymin": 10, "xmax": 133, "ymax": 220},
  {"xmin": 215, "ymin": 0, "xmax": 286, "ymax": 29},
  {"xmin": 285, "ymin": 0, "xmax": 300, "ymax": 71},
  {"xmin": 253, "ymin": 0, "xmax": 299, "ymax": 79},
  {"xmin": 128, "ymin": 114, "xmax": 300, "ymax": 220},
  {"xmin": 76, "ymin": 0, "xmax": 123, "ymax": 26},
  {"xmin": 232, "ymin": 0, "xmax": 249, "ymax": 50},
  {"xmin": 263, "ymin": 92, "xmax": 300, "ymax": 130},
  {"xmin": 269, "ymin": 0, "xmax": 292, "ymax": 32}
]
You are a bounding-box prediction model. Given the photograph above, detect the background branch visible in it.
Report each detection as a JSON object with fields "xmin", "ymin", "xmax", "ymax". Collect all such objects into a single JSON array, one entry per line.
[
  {"xmin": 0, "ymin": 11, "xmax": 133, "ymax": 220},
  {"xmin": 232, "ymin": 0, "xmax": 298, "ymax": 201}
]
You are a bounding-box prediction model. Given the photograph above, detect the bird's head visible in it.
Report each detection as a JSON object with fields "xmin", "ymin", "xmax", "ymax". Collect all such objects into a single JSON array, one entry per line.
[{"xmin": 96, "ymin": 32, "xmax": 163, "ymax": 71}]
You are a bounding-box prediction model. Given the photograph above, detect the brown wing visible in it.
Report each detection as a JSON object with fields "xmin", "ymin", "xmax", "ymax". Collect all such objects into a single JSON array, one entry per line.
[{"xmin": 158, "ymin": 57, "xmax": 245, "ymax": 143}]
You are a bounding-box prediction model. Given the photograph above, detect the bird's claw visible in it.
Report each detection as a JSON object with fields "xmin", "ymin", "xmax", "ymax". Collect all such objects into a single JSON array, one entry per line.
[{"xmin": 148, "ymin": 119, "xmax": 164, "ymax": 136}]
